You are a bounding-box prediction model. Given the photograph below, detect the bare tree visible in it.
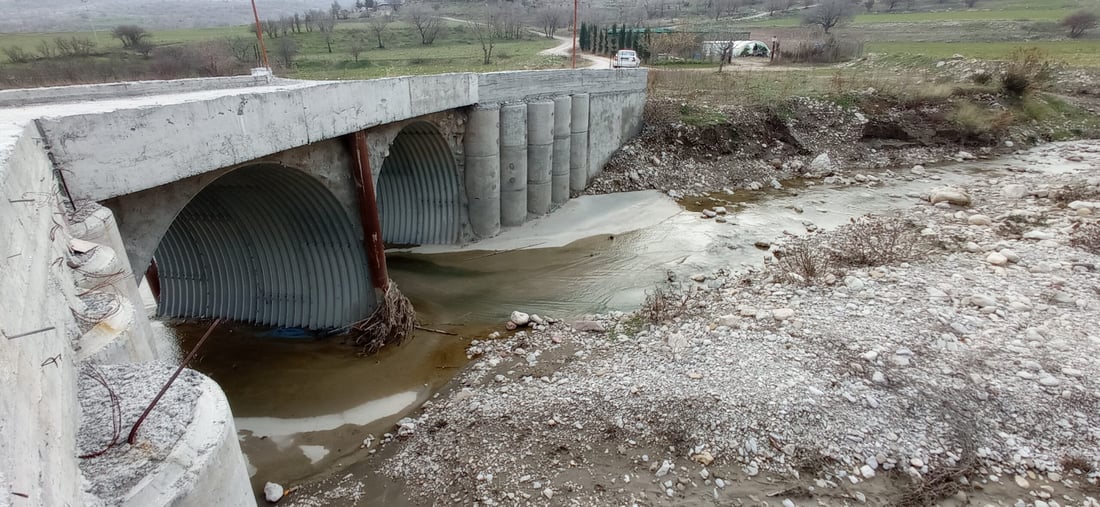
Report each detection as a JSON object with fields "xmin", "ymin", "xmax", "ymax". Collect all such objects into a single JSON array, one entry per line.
[
  {"xmin": 348, "ymin": 30, "xmax": 367, "ymax": 61},
  {"xmin": 407, "ymin": 6, "xmax": 443, "ymax": 45},
  {"xmin": 885, "ymin": 0, "xmax": 900, "ymax": 10},
  {"xmin": 963, "ymin": 0, "xmax": 978, "ymax": 7},
  {"xmin": 474, "ymin": 13, "xmax": 496, "ymax": 64},
  {"xmin": 802, "ymin": 0, "xmax": 857, "ymax": 33},
  {"xmin": 765, "ymin": 0, "xmax": 784, "ymax": 14},
  {"xmin": 111, "ymin": 25, "xmax": 150, "ymax": 49},
  {"xmin": 331, "ymin": 1, "xmax": 343, "ymax": 19},
  {"xmin": 275, "ymin": 37, "xmax": 299, "ymax": 67},
  {"xmin": 1061, "ymin": 10, "xmax": 1098, "ymax": 38},
  {"xmin": 863, "ymin": 0, "xmax": 875, "ymax": 12},
  {"xmin": 536, "ymin": 7, "xmax": 568, "ymax": 38},
  {"xmin": 225, "ymin": 37, "xmax": 259, "ymax": 66},
  {"xmin": 368, "ymin": 15, "xmax": 392, "ymax": 49}
]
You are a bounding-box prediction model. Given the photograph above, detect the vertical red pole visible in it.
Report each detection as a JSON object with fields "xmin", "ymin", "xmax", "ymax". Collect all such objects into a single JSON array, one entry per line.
[
  {"xmin": 349, "ymin": 131, "xmax": 389, "ymax": 292},
  {"xmin": 251, "ymin": 0, "xmax": 271, "ymax": 69},
  {"xmin": 572, "ymin": 0, "xmax": 578, "ymax": 69}
]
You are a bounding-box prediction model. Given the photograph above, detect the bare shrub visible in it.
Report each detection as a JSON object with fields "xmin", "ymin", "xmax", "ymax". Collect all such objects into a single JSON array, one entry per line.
[
  {"xmin": 894, "ymin": 429, "xmax": 977, "ymax": 507},
  {"xmin": 3, "ymin": 45, "xmax": 31, "ymax": 63},
  {"xmin": 1051, "ymin": 181, "xmax": 1100, "ymax": 203},
  {"xmin": 771, "ymin": 236, "xmax": 838, "ymax": 284},
  {"xmin": 779, "ymin": 37, "xmax": 864, "ymax": 64},
  {"xmin": 969, "ymin": 71, "xmax": 993, "ymax": 85},
  {"xmin": 801, "ymin": 0, "xmax": 858, "ymax": 33},
  {"xmin": 1070, "ymin": 222, "xmax": 1100, "ymax": 255},
  {"xmin": 640, "ymin": 286, "xmax": 691, "ymax": 324},
  {"xmin": 831, "ymin": 215, "xmax": 929, "ymax": 267},
  {"xmin": 1000, "ymin": 48, "xmax": 1055, "ymax": 97},
  {"xmin": 111, "ymin": 25, "xmax": 150, "ymax": 49},
  {"xmin": 1061, "ymin": 454, "xmax": 1096, "ymax": 474}
]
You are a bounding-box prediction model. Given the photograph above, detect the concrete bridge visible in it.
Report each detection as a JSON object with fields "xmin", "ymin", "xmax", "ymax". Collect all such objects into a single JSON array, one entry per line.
[{"xmin": 4, "ymin": 69, "xmax": 646, "ymax": 330}]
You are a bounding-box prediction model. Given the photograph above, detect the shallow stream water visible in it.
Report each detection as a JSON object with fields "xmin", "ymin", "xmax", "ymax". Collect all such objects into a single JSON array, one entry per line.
[{"xmin": 171, "ymin": 140, "xmax": 1099, "ymax": 498}]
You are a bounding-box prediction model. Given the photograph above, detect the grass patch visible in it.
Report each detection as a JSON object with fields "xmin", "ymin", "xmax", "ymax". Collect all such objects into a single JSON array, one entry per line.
[
  {"xmin": 867, "ymin": 41, "xmax": 1100, "ymax": 67},
  {"xmin": 679, "ymin": 104, "xmax": 729, "ymax": 127}
]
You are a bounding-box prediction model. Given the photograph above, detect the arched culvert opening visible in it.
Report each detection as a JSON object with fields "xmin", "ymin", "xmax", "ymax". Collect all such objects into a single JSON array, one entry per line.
[
  {"xmin": 153, "ymin": 164, "xmax": 374, "ymax": 329},
  {"xmin": 377, "ymin": 121, "xmax": 463, "ymax": 245}
]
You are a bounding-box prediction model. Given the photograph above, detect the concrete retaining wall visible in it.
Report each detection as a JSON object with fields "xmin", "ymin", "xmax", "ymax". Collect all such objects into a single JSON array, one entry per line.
[
  {"xmin": 1, "ymin": 110, "xmax": 253, "ymax": 506},
  {"xmin": 0, "ymin": 123, "xmax": 84, "ymax": 507}
]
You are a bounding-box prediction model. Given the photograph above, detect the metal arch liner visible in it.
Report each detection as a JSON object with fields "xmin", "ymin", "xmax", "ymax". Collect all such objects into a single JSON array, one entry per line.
[
  {"xmin": 153, "ymin": 164, "xmax": 375, "ymax": 329},
  {"xmin": 376, "ymin": 121, "xmax": 462, "ymax": 245}
]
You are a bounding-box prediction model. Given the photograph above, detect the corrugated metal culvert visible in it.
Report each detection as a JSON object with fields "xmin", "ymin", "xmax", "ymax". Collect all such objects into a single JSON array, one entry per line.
[
  {"xmin": 377, "ymin": 121, "xmax": 462, "ymax": 245},
  {"xmin": 154, "ymin": 164, "xmax": 374, "ymax": 329}
]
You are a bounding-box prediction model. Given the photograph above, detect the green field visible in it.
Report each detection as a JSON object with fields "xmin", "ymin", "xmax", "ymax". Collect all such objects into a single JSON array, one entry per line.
[
  {"xmin": 736, "ymin": 8, "xmax": 1080, "ymax": 28},
  {"xmin": 0, "ymin": 19, "xmax": 563, "ymax": 82},
  {"xmin": 867, "ymin": 40, "xmax": 1100, "ymax": 66}
]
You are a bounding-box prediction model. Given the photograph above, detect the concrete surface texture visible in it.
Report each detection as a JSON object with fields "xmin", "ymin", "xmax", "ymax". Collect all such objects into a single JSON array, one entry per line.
[{"xmin": 1, "ymin": 93, "xmax": 254, "ymax": 505}]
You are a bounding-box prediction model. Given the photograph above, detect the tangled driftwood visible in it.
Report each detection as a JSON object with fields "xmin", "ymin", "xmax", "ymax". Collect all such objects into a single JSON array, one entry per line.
[{"xmin": 349, "ymin": 282, "xmax": 415, "ymax": 355}]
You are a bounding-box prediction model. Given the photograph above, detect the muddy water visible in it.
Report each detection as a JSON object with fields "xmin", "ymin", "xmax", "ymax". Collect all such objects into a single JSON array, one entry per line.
[{"xmin": 171, "ymin": 141, "xmax": 1099, "ymax": 498}]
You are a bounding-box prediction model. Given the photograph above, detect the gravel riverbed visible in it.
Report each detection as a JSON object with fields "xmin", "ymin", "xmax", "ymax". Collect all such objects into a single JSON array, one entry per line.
[{"xmin": 290, "ymin": 142, "xmax": 1100, "ymax": 506}]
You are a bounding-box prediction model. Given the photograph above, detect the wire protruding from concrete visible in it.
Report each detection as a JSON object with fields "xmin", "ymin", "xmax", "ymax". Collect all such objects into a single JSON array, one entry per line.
[{"xmin": 127, "ymin": 318, "xmax": 221, "ymax": 445}]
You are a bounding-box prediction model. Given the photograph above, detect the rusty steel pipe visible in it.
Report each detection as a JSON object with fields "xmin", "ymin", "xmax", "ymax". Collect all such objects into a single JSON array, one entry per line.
[{"xmin": 349, "ymin": 131, "xmax": 389, "ymax": 292}]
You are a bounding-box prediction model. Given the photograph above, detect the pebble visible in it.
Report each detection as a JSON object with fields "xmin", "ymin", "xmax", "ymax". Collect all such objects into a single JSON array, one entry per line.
[
  {"xmin": 968, "ymin": 214, "xmax": 992, "ymax": 226},
  {"xmin": 263, "ymin": 482, "xmax": 284, "ymax": 503},
  {"xmin": 1015, "ymin": 475, "xmax": 1030, "ymax": 488},
  {"xmin": 986, "ymin": 252, "xmax": 1008, "ymax": 266},
  {"xmin": 860, "ymin": 464, "xmax": 876, "ymax": 478},
  {"xmin": 929, "ymin": 187, "xmax": 971, "ymax": 206},
  {"xmin": 772, "ymin": 308, "xmax": 795, "ymax": 320}
]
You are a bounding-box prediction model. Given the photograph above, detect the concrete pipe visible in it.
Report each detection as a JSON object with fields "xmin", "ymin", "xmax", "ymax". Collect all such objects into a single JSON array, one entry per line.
[
  {"xmin": 551, "ymin": 96, "xmax": 572, "ymax": 205},
  {"xmin": 499, "ymin": 103, "xmax": 528, "ymax": 227},
  {"xmin": 569, "ymin": 93, "xmax": 590, "ymax": 193},
  {"xmin": 526, "ymin": 99, "xmax": 553, "ymax": 216},
  {"xmin": 464, "ymin": 105, "xmax": 501, "ymax": 238}
]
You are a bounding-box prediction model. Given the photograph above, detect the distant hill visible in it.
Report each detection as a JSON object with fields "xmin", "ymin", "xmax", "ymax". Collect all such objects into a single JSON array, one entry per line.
[{"xmin": 0, "ymin": 0, "xmax": 338, "ymax": 32}]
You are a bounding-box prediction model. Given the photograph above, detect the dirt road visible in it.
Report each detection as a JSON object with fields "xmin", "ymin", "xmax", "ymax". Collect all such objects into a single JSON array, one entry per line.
[{"xmin": 540, "ymin": 34, "xmax": 612, "ymax": 69}]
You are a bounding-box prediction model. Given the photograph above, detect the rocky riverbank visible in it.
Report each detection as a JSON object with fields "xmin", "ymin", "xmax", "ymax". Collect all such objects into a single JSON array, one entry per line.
[{"xmin": 285, "ymin": 141, "xmax": 1100, "ymax": 507}]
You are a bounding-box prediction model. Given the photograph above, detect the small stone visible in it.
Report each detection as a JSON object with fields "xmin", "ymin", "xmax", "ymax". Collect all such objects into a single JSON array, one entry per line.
[
  {"xmin": 571, "ymin": 320, "xmax": 606, "ymax": 332},
  {"xmin": 844, "ymin": 276, "xmax": 866, "ymax": 290},
  {"xmin": 510, "ymin": 311, "xmax": 530, "ymax": 326},
  {"xmin": 1002, "ymin": 184, "xmax": 1027, "ymax": 199},
  {"xmin": 957, "ymin": 150, "xmax": 976, "ymax": 160},
  {"xmin": 754, "ymin": 240, "xmax": 771, "ymax": 249},
  {"xmin": 783, "ymin": 500, "xmax": 796, "ymax": 507},
  {"xmin": 1047, "ymin": 472, "xmax": 1062, "ymax": 482},
  {"xmin": 656, "ymin": 460, "xmax": 672, "ymax": 477},
  {"xmin": 687, "ymin": 371, "xmax": 703, "ymax": 380},
  {"xmin": 968, "ymin": 214, "xmax": 992, "ymax": 226},
  {"xmin": 264, "ymin": 482, "xmax": 285, "ymax": 503},
  {"xmin": 1015, "ymin": 475, "xmax": 1030, "ymax": 488},
  {"xmin": 691, "ymin": 273, "xmax": 707, "ymax": 282},
  {"xmin": 999, "ymin": 249, "xmax": 1020, "ymax": 263},
  {"xmin": 693, "ymin": 451, "xmax": 714, "ymax": 466},
  {"xmin": 929, "ymin": 187, "xmax": 971, "ymax": 206},
  {"xmin": 860, "ymin": 465, "xmax": 876, "ymax": 478},
  {"xmin": 986, "ymin": 252, "xmax": 1008, "ymax": 266},
  {"xmin": 714, "ymin": 206, "xmax": 728, "ymax": 214},
  {"xmin": 1023, "ymin": 230, "xmax": 1055, "ymax": 240},
  {"xmin": 702, "ymin": 209, "xmax": 717, "ymax": 218},
  {"xmin": 715, "ymin": 478, "xmax": 726, "ymax": 488},
  {"xmin": 910, "ymin": 457, "xmax": 924, "ymax": 467},
  {"xmin": 542, "ymin": 488, "xmax": 554, "ymax": 500},
  {"xmin": 772, "ymin": 308, "xmax": 795, "ymax": 321},
  {"xmin": 718, "ymin": 315, "xmax": 738, "ymax": 327},
  {"xmin": 970, "ymin": 294, "xmax": 997, "ymax": 307},
  {"xmin": 872, "ymin": 371, "xmax": 886, "ymax": 384},
  {"xmin": 1038, "ymin": 376, "xmax": 1061, "ymax": 387}
]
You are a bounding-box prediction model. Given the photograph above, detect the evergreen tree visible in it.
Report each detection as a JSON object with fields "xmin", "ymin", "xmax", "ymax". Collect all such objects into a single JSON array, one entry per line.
[{"xmin": 579, "ymin": 23, "xmax": 588, "ymax": 50}]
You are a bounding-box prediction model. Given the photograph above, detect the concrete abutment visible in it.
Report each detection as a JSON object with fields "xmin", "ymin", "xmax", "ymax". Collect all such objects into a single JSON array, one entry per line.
[
  {"xmin": 525, "ymin": 99, "xmax": 554, "ymax": 216},
  {"xmin": 499, "ymin": 103, "xmax": 528, "ymax": 227}
]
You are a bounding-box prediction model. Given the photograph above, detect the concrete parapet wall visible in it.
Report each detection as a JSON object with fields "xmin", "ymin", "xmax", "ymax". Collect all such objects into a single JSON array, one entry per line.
[
  {"xmin": 587, "ymin": 91, "xmax": 646, "ymax": 181},
  {"xmin": 38, "ymin": 74, "xmax": 479, "ymax": 203},
  {"xmin": 0, "ymin": 75, "xmax": 276, "ymax": 108}
]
